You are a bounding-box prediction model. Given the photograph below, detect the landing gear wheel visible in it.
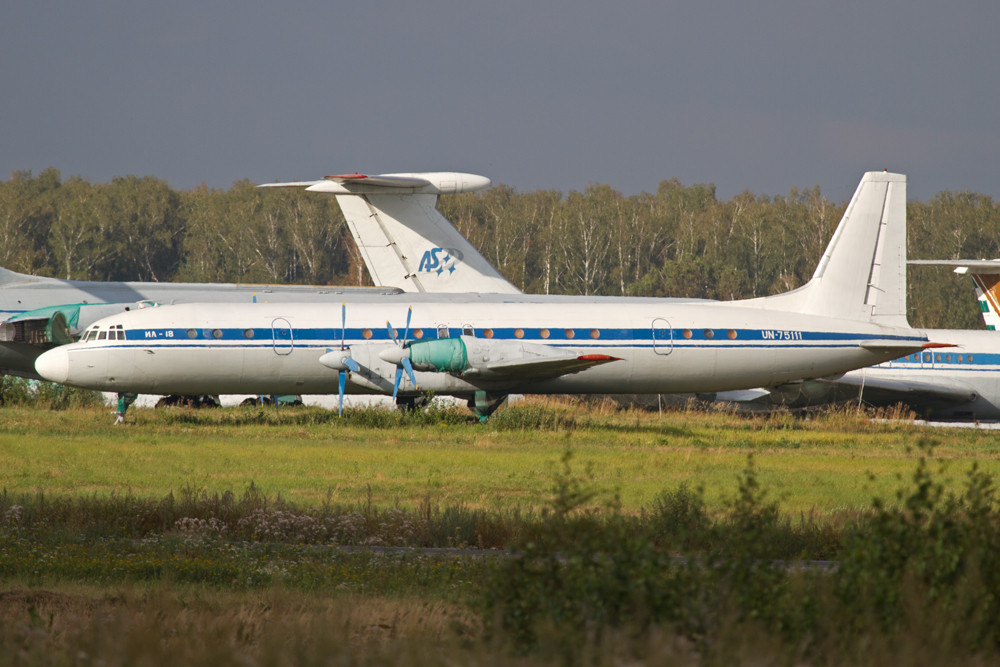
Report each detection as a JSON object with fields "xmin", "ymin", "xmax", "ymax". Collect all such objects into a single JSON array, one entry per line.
[
  {"xmin": 396, "ymin": 395, "xmax": 429, "ymax": 413},
  {"xmin": 468, "ymin": 391, "xmax": 508, "ymax": 423}
]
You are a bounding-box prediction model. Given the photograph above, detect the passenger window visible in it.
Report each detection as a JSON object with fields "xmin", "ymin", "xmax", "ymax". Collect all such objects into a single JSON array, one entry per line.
[{"xmin": 437, "ymin": 325, "xmax": 450, "ymax": 339}]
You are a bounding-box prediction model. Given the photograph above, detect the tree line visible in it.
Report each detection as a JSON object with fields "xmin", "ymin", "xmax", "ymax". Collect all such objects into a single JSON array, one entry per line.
[{"xmin": 2, "ymin": 168, "xmax": 998, "ymax": 330}]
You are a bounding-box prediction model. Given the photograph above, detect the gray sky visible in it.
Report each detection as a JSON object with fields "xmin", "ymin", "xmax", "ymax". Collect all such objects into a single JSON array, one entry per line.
[{"xmin": 2, "ymin": 1, "xmax": 999, "ymax": 202}]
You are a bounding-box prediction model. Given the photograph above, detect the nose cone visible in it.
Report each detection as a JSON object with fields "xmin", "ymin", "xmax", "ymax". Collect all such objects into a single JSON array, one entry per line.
[
  {"xmin": 35, "ymin": 347, "xmax": 70, "ymax": 384},
  {"xmin": 378, "ymin": 346, "xmax": 408, "ymax": 366}
]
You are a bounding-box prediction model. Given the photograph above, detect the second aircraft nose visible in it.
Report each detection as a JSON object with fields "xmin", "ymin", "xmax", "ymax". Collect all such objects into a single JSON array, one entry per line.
[{"xmin": 35, "ymin": 347, "xmax": 70, "ymax": 384}]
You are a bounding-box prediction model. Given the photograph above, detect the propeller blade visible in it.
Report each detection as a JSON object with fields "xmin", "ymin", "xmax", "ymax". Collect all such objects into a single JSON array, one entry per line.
[
  {"xmin": 386, "ymin": 320, "xmax": 396, "ymax": 343},
  {"xmin": 338, "ymin": 370, "xmax": 346, "ymax": 416},
  {"xmin": 392, "ymin": 366, "xmax": 403, "ymax": 400},
  {"xmin": 341, "ymin": 302, "xmax": 347, "ymax": 350},
  {"xmin": 402, "ymin": 306, "xmax": 412, "ymax": 342},
  {"xmin": 401, "ymin": 357, "xmax": 417, "ymax": 389}
]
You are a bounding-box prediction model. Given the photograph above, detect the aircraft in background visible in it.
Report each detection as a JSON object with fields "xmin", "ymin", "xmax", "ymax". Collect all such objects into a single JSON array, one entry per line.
[
  {"xmin": 0, "ymin": 172, "xmax": 493, "ymax": 381},
  {"xmin": 35, "ymin": 172, "xmax": 943, "ymax": 421},
  {"xmin": 909, "ymin": 259, "xmax": 1000, "ymax": 330},
  {"xmin": 708, "ymin": 261, "xmax": 1000, "ymax": 420},
  {"xmin": 259, "ymin": 172, "xmax": 521, "ymax": 295}
]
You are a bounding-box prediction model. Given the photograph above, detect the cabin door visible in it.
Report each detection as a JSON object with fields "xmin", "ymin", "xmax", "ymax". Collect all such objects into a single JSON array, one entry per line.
[
  {"xmin": 651, "ymin": 318, "xmax": 673, "ymax": 355},
  {"xmin": 272, "ymin": 318, "xmax": 293, "ymax": 356}
]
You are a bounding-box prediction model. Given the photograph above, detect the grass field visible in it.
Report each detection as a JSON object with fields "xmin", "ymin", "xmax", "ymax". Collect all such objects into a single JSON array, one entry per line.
[
  {"xmin": 6, "ymin": 399, "xmax": 1000, "ymax": 665},
  {"xmin": 2, "ymin": 399, "xmax": 999, "ymax": 515}
]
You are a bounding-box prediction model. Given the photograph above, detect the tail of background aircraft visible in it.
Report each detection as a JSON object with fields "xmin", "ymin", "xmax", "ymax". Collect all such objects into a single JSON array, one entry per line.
[
  {"xmin": 971, "ymin": 270, "xmax": 1000, "ymax": 330},
  {"xmin": 259, "ymin": 172, "xmax": 521, "ymax": 295},
  {"xmin": 908, "ymin": 258, "xmax": 1000, "ymax": 330},
  {"xmin": 750, "ymin": 171, "xmax": 908, "ymax": 326},
  {"xmin": 0, "ymin": 266, "xmax": 42, "ymax": 287}
]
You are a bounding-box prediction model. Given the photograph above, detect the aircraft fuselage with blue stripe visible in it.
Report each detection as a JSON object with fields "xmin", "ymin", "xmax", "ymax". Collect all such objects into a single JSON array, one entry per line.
[{"xmin": 36, "ymin": 294, "xmax": 927, "ymax": 397}]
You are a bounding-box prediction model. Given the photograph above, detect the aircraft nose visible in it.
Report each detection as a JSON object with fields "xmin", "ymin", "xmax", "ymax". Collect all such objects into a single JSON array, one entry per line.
[{"xmin": 35, "ymin": 347, "xmax": 70, "ymax": 384}]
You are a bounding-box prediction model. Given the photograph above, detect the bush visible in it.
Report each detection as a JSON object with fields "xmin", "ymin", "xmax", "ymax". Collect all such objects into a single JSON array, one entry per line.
[{"xmin": 0, "ymin": 376, "xmax": 102, "ymax": 409}]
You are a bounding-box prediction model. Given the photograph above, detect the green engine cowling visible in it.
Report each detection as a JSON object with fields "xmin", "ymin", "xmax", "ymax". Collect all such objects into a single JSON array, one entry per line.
[
  {"xmin": 406, "ymin": 337, "xmax": 469, "ymax": 373},
  {"xmin": 0, "ymin": 306, "xmax": 77, "ymax": 345}
]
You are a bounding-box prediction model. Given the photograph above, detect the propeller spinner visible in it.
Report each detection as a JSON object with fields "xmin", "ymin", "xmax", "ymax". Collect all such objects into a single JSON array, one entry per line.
[
  {"xmin": 380, "ymin": 306, "xmax": 418, "ymax": 399},
  {"xmin": 317, "ymin": 303, "xmax": 360, "ymax": 415}
]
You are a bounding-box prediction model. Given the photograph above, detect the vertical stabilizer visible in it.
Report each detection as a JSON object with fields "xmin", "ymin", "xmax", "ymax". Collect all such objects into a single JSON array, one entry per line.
[
  {"xmin": 336, "ymin": 192, "xmax": 521, "ymax": 294},
  {"xmin": 0, "ymin": 266, "xmax": 41, "ymax": 287},
  {"xmin": 755, "ymin": 171, "xmax": 908, "ymax": 326},
  {"xmin": 259, "ymin": 172, "xmax": 521, "ymax": 294}
]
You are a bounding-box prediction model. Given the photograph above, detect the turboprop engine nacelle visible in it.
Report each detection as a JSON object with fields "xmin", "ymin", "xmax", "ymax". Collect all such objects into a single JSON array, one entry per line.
[
  {"xmin": 378, "ymin": 335, "xmax": 601, "ymax": 377},
  {"xmin": 318, "ymin": 349, "xmax": 356, "ymax": 372}
]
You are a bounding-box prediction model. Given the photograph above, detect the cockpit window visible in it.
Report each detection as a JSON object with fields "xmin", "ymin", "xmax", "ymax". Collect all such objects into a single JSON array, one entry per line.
[{"xmin": 97, "ymin": 331, "xmax": 108, "ymax": 340}]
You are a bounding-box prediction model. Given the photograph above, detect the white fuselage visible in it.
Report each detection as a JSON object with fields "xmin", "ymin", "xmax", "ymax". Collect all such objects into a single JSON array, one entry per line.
[{"xmin": 36, "ymin": 293, "xmax": 927, "ymax": 399}]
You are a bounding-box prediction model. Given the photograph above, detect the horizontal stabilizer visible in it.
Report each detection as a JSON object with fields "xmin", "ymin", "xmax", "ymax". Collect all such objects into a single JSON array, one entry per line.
[
  {"xmin": 908, "ymin": 259, "xmax": 1000, "ymax": 275},
  {"xmin": 259, "ymin": 172, "xmax": 491, "ymax": 196},
  {"xmin": 323, "ymin": 174, "xmax": 433, "ymax": 188},
  {"xmin": 859, "ymin": 340, "xmax": 953, "ymax": 354}
]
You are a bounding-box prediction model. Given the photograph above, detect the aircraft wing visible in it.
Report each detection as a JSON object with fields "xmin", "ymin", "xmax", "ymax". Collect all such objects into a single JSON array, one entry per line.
[
  {"xmin": 483, "ymin": 353, "xmax": 621, "ymax": 380},
  {"xmin": 711, "ymin": 374, "xmax": 977, "ymax": 411},
  {"xmin": 818, "ymin": 373, "xmax": 978, "ymax": 406}
]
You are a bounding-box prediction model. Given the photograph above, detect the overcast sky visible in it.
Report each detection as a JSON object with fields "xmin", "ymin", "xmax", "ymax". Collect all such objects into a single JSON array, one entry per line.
[{"xmin": 2, "ymin": 1, "xmax": 999, "ymax": 202}]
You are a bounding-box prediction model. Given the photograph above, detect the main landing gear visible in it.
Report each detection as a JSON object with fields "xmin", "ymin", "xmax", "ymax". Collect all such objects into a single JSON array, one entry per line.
[
  {"xmin": 113, "ymin": 392, "xmax": 137, "ymax": 425},
  {"xmin": 467, "ymin": 391, "xmax": 508, "ymax": 423}
]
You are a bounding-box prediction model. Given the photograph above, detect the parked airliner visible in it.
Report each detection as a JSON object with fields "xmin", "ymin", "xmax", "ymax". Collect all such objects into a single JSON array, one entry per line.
[{"xmin": 35, "ymin": 171, "xmax": 943, "ymax": 419}]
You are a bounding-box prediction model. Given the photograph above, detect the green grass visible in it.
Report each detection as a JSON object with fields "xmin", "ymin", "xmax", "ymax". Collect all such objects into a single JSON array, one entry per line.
[
  {"xmin": 2, "ymin": 400, "xmax": 998, "ymax": 516},
  {"xmin": 7, "ymin": 400, "xmax": 1000, "ymax": 664}
]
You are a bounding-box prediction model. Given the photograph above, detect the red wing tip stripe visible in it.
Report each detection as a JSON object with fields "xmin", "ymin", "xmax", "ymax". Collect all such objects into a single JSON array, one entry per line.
[
  {"xmin": 922, "ymin": 342, "xmax": 958, "ymax": 349},
  {"xmin": 577, "ymin": 354, "xmax": 621, "ymax": 362},
  {"xmin": 324, "ymin": 173, "xmax": 367, "ymax": 180}
]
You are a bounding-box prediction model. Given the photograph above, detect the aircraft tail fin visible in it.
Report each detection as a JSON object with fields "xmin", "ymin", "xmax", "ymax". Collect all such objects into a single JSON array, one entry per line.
[
  {"xmin": 971, "ymin": 272, "xmax": 1000, "ymax": 330},
  {"xmin": 908, "ymin": 259, "xmax": 1000, "ymax": 330},
  {"xmin": 260, "ymin": 172, "xmax": 521, "ymax": 294},
  {"xmin": 0, "ymin": 266, "xmax": 40, "ymax": 287},
  {"xmin": 755, "ymin": 171, "xmax": 908, "ymax": 326}
]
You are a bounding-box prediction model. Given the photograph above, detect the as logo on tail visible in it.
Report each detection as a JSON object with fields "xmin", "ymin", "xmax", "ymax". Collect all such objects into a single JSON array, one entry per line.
[{"xmin": 417, "ymin": 247, "xmax": 463, "ymax": 276}]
